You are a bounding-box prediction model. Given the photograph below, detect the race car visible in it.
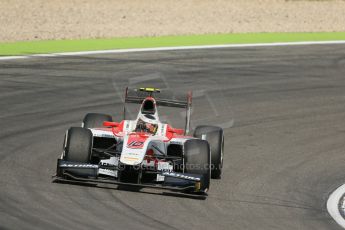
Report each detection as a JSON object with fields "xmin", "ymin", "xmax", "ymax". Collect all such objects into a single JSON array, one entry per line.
[{"xmin": 53, "ymin": 87, "xmax": 224, "ymax": 195}]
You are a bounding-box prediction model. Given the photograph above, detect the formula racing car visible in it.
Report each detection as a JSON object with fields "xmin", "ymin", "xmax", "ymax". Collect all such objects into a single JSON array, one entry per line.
[{"xmin": 53, "ymin": 87, "xmax": 224, "ymax": 195}]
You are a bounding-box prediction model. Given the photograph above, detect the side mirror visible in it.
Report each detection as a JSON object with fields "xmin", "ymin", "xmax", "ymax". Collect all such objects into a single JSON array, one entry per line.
[
  {"xmin": 165, "ymin": 127, "xmax": 185, "ymax": 142},
  {"xmin": 173, "ymin": 128, "xmax": 184, "ymax": 135},
  {"xmin": 169, "ymin": 128, "xmax": 184, "ymax": 135},
  {"xmin": 103, "ymin": 121, "xmax": 119, "ymax": 127}
]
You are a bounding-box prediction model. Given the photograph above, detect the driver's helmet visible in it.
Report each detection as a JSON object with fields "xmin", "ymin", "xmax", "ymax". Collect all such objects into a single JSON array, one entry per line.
[{"xmin": 135, "ymin": 114, "xmax": 158, "ymax": 135}]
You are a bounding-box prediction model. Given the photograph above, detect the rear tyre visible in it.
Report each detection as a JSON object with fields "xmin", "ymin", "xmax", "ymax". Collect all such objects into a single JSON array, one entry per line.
[
  {"xmin": 194, "ymin": 126, "xmax": 224, "ymax": 179},
  {"xmin": 82, "ymin": 113, "xmax": 113, "ymax": 129},
  {"xmin": 64, "ymin": 127, "xmax": 93, "ymax": 163},
  {"xmin": 184, "ymin": 139, "xmax": 211, "ymax": 191}
]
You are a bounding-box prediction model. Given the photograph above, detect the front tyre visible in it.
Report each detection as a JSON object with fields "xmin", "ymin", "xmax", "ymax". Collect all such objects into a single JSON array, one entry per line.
[
  {"xmin": 194, "ymin": 126, "xmax": 224, "ymax": 179},
  {"xmin": 64, "ymin": 127, "xmax": 93, "ymax": 163},
  {"xmin": 82, "ymin": 113, "xmax": 113, "ymax": 129},
  {"xmin": 184, "ymin": 139, "xmax": 211, "ymax": 191}
]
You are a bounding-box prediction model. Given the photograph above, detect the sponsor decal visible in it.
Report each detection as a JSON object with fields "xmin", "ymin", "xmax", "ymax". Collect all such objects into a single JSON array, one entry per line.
[
  {"xmin": 201, "ymin": 134, "xmax": 207, "ymax": 140},
  {"xmin": 99, "ymin": 168, "xmax": 117, "ymax": 177},
  {"xmin": 127, "ymin": 141, "xmax": 144, "ymax": 148},
  {"xmin": 162, "ymin": 172, "xmax": 201, "ymax": 181},
  {"xmin": 92, "ymin": 132, "xmax": 114, "ymax": 138},
  {"xmin": 157, "ymin": 162, "xmax": 173, "ymax": 172},
  {"xmin": 170, "ymin": 141, "xmax": 182, "ymax": 145},
  {"xmin": 126, "ymin": 134, "xmax": 148, "ymax": 149},
  {"xmin": 124, "ymin": 156, "xmax": 140, "ymax": 161},
  {"xmin": 100, "ymin": 162, "xmax": 116, "ymax": 167},
  {"xmin": 60, "ymin": 163, "xmax": 98, "ymax": 168},
  {"xmin": 160, "ymin": 125, "xmax": 164, "ymax": 136},
  {"xmin": 126, "ymin": 152, "xmax": 140, "ymax": 156},
  {"xmin": 156, "ymin": 174, "xmax": 165, "ymax": 182},
  {"xmin": 99, "ymin": 157, "xmax": 118, "ymax": 166}
]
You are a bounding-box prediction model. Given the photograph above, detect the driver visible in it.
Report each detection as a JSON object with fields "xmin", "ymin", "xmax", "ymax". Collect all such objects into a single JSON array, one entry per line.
[{"xmin": 135, "ymin": 114, "xmax": 158, "ymax": 135}]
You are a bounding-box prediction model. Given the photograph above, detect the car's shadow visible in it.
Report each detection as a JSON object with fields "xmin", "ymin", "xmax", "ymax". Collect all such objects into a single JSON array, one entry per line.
[{"xmin": 52, "ymin": 179, "xmax": 207, "ymax": 200}]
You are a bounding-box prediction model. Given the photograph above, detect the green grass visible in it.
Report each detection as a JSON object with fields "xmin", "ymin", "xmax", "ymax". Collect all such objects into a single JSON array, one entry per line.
[{"xmin": 1, "ymin": 32, "xmax": 345, "ymax": 56}]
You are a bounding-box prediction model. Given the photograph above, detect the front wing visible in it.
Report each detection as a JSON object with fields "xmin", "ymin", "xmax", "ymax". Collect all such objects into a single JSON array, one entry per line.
[{"xmin": 53, "ymin": 159, "xmax": 208, "ymax": 195}]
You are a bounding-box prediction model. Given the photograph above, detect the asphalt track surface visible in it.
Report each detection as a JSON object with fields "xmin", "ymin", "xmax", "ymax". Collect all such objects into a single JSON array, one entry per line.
[{"xmin": 1, "ymin": 44, "xmax": 345, "ymax": 230}]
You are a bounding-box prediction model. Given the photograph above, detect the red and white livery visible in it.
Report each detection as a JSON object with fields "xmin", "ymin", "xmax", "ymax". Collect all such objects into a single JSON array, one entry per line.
[{"xmin": 54, "ymin": 87, "xmax": 224, "ymax": 195}]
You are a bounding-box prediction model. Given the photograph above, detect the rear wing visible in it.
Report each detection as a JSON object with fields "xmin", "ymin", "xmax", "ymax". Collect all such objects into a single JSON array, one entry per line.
[
  {"xmin": 123, "ymin": 87, "xmax": 192, "ymax": 134},
  {"xmin": 125, "ymin": 87, "xmax": 191, "ymax": 108}
]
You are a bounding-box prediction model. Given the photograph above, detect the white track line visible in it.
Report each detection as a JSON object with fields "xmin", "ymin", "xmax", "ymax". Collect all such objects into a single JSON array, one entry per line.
[
  {"xmin": 327, "ymin": 184, "xmax": 345, "ymax": 229},
  {"xmin": 1, "ymin": 40, "xmax": 345, "ymax": 61},
  {"xmin": 0, "ymin": 56, "xmax": 29, "ymax": 60}
]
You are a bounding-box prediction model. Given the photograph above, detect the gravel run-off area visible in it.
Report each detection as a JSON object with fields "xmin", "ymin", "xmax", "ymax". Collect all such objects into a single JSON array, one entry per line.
[{"xmin": 1, "ymin": 0, "xmax": 345, "ymax": 42}]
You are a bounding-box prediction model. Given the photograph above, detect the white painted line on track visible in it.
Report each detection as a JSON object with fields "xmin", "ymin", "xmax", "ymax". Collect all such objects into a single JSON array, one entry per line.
[
  {"xmin": 327, "ymin": 183, "xmax": 345, "ymax": 229},
  {"xmin": 1, "ymin": 40, "xmax": 345, "ymax": 61},
  {"xmin": 0, "ymin": 56, "xmax": 29, "ymax": 60}
]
